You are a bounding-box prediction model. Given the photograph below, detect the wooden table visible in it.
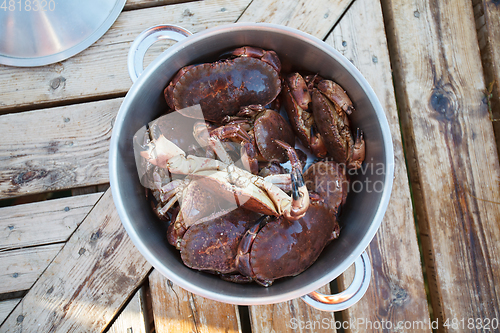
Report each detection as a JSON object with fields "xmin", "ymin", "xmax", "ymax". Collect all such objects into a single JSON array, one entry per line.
[{"xmin": 1, "ymin": 0, "xmax": 499, "ymax": 332}]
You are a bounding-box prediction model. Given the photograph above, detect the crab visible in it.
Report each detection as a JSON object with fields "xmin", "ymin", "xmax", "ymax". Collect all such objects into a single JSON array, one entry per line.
[
  {"xmin": 138, "ymin": 129, "xmax": 310, "ymax": 249},
  {"xmin": 205, "ymin": 105, "xmax": 296, "ymax": 174},
  {"xmin": 231, "ymin": 160, "xmax": 346, "ymax": 286},
  {"xmin": 283, "ymin": 73, "xmax": 365, "ymax": 169},
  {"xmin": 177, "ymin": 159, "xmax": 346, "ymax": 287},
  {"xmin": 234, "ymin": 198, "xmax": 340, "ymax": 286},
  {"xmin": 178, "ymin": 207, "xmax": 263, "ymax": 275},
  {"xmin": 164, "ymin": 46, "xmax": 282, "ymax": 123},
  {"xmin": 282, "ymin": 73, "xmax": 328, "ymax": 158},
  {"xmin": 303, "ymin": 160, "xmax": 349, "ymax": 215}
]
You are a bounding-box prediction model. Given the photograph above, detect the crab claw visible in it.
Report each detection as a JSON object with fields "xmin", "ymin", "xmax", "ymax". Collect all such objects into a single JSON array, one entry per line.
[
  {"xmin": 141, "ymin": 134, "xmax": 227, "ymax": 175},
  {"xmin": 140, "ymin": 134, "xmax": 185, "ymax": 168},
  {"xmin": 274, "ymin": 139, "xmax": 310, "ymax": 220}
]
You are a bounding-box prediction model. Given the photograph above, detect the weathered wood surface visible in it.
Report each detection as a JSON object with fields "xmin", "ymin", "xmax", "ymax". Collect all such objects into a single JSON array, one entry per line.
[
  {"xmin": 124, "ymin": 0, "xmax": 200, "ymax": 10},
  {"xmin": 0, "ymin": 299, "xmax": 21, "ymax": 326},
  {"xmin": 0, "ymin": 244, "xmax": 62, "ymax": 294},
  {"xmin": 327, "ymin": 0, "xmax": 431, "ymax": 331},
  {"xmin": 108, "ymin": 287, "xmax": 148, "ymax": 333},
  {"xmin": 0, "ymin": 193, "xmax": 103, "ymax": 250},
  {"xmin": 0, "ymin": 99, "xmax": 119, "ymax": 199},
  {"xmin": 148, "ymin": 270, "xmax": 241, "ymax": 333},
  {"xmin": 249, "ymin": 285, "xmax": 336, "ymax": 333},
  {"xmin": 0, "ymin": 190, "xmax": 152, "ymax": 333},
  {"xmin": 473, "ymin": 0, "xmax": 500, "ymax": 157},
  {"xmin": 382, "ymin": 0, "xmax": 500, "ymax": 330},
  {"xmin": 238, "ymin": 0, "xmax": 352, "ymax": 40},
  {"xmin": 0, "ymin": 0, "xmax": 249, "ymax": 113},
  {"xmin": 1, "ymin": 0, "xmax": 500, "ymax": 331}
]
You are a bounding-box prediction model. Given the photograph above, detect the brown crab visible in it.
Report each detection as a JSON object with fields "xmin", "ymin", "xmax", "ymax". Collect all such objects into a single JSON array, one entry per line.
[
  {"xmin": 138, "ymin": 129, "xmax": 310, "ymax": 249},
  {"xmin": 177, "ymin": 156, "xmax": 346, "ymax": 287},
  {"xmin": 234, "ymin": 199, "xmax": 339, "ymax": 286},
  {"xmin": 283, "ymin": 73, "xmax": 365, "ymax": 169},
  {"xmin": 304, "ymin": 160, "xmax": 349, "ymax": 215},
  {"xmin": 164, "ymin": 46, "xmax": 282, "ymax": 123},
  {"xmin": 230, "ymin": 159, "xmax": 346, "ymax": 286},
  {"xmin": 207, "ymin": 105, "xmax": 295, "ymax": 174},
  {"xmin": 179, "ymin": 207, "xmax": 263, "ymax": 274}
]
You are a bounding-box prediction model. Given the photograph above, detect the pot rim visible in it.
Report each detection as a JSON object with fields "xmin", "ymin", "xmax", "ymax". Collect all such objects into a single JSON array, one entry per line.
[{"xmin": 109, "ymin": 22, "xmax": 395, "ymax": 305}]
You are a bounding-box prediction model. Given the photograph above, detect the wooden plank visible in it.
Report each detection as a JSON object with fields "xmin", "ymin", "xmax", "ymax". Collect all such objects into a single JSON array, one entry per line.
[
  {"xmin": 0, "ymin": 193, "xmax": 103, "ymax": 250},
  {"xmin": 108, "ymin": 287, "xmax": 148, "ymax": 333},
  {"xmin": 0, "ymin": 244, "xmax": 63, "ymax": 294},
  {"xmin": 238, "ymin": 0, "xmax": 352, "ymax": 40},
  {"xmin": 0, "ymin": 189, "xmax": 152, "ymax": 333},
  {"xmin": 381, "ymin": 0, "xmax": 500, "ymax": 329},
  {"xmin": 0, "ymin": 99, "xmax": 120, "ymax": 199},
  {"xmin": 249, "ymin": 285, "xmax": 336, "ymax": 332},
  {"xmin": 325, "ymin": 0, "xmax": 431, "ymax": 330},
  {"xmin": 148, "ymin": 269, "xmax": 241, "ymax": 333},
  {"xmin": 0, "ymin": 299, "xmax": 21, "ymax": 326},
  {"xmin": 124, "ymin": 0, "xmax": 201, "ymax": 10},
  {"xmin": 0, "ymin": 0, "xmax": 250, "ymax": 112},
  {"xmin": 473, "ymin": 0, "xmax": 500, "ymax": 157}
]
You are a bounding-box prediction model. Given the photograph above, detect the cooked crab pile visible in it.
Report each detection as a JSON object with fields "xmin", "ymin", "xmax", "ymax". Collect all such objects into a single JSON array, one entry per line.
[{"xmin": 135, "ymin": 46, "xmax": 365, "ymax": 287}]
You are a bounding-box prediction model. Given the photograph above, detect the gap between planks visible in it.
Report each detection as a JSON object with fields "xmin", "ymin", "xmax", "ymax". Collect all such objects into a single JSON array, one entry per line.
[
  {"xmin": 0, "ymin": 0, "xmax": 250, "ymax": 115},
  {"xmin": 0, "ymin": 189, "xmax": 152, "ymax": 333},
  {"xmin": 381, "ymin": 0, "xmax": 500, "ymax": 329}
]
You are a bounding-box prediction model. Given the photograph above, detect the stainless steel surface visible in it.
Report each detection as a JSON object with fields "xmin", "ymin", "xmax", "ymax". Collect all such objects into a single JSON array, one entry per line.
[
  {"xmin": 109, "ymin": 23, "xmax": 395, "ymax": 306},
  {"xmin": 128, "ymin": 25, "xmax": 192, "ymax": 82},
  {"xmin": 301, "ymin": 251, "xmax": 371, "ymax": 311},
  {"xmin": 0, "ymin": 0, "xmax": 126, "ymax": 67}
]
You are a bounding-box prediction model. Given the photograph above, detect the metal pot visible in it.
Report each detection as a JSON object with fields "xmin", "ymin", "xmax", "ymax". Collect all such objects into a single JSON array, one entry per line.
[{"xmin": 109, "ymin": 23, "xmax": 394, "ymax": 311}]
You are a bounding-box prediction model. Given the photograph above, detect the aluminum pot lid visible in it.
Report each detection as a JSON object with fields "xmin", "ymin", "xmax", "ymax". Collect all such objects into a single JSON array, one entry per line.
[{"xmin": 0, "ymin": 0, "xmax": 126, "ymax": 67}]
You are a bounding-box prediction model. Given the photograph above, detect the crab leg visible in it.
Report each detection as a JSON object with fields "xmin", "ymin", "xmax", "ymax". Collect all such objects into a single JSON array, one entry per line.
[
  {"xmin": 206, "ymin": 136, "xmax": 235, "ymax": 165},
  {"xmin": 240, "ymin": 140, "xmax": 309, "ymax": 221},
  {"xmin": 141, "ymin": 134, "xmax": 228, "ymax": 174},
  {"xmin": 347, "ymin": 128, "xmax": 365, "ymax": 170}
]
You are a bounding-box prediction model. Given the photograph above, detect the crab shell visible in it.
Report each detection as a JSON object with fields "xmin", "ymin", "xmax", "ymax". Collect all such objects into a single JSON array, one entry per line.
[
  {"xmin": 303, "ymin": 160, "xmax": 349, "ymax": 215},
  {"xmin": 214, "ymin": 108, "xmax": 295, "ymax": 165},
  {"xmin": 253, "ymin": 109, "xmax": 295, "ymax": 163},
  {"xmin": 179, "ymin": 208, "xmax": 261, "ymax": 274},
  {"xmin": 311, "ymin": 88, "xmax": 354, "ymax": 165},
  {"xmin": 188, "ymin": 170, "xmax": 280, "ymax": 216},
  {"xmin": 281, "ymin": 74, "xmax": 328, "ymax": 158},
  {"xmin": 164, "ymin": 50, "xmax": 281, "ymax": 123},
  {"xmin": 237, "ymin": 201, "xmax": 339, "ymax": 286}
]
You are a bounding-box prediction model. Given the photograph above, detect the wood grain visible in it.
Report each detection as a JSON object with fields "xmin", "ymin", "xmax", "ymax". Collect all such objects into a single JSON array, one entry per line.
[
  {"xmin": 124, "ymin": 0, "xmax": 201, "ymax": 10},
  {"xmin": 249, "ymin": 285, "xmax": 336, "ymax": 333},
  {"xmin": 0, "ymin": 193, "xmax": 103, "ymax": 250},
  {"xmin": 0, "ymin": 244, "xmax": 63, "ymax": 294},
  {"xmin": 326, "ymin": 0, "xmax": 431, "ymax": 330},
  {"xmin": 148, "ymin": 269, "xmax": 241, "ymax": 333},
  {"xmin": 0, "ymin": 299, "xmax": 21, "ymax": 326},
  {"xmin": 0, "ymin": 99, "xmax": 120, "ymax": 199},
  {"xmin": 473, "ymin": 0, "xmax": 500, "ymax": 158},
  {"xmin": 238, "ymin": 0, "xmax": 352, "ymax": 40},
  {"xmin": 381, "ymin": 0, "xmax": 500, "ymax": 330},
  {"xmin": 108, "ymin": 287, "xmax": 148, "ymax": 333},
  {"xmin": 0, "ymin": 0, "xmax": 250, "ymax": 113},
  {"xmin": 0, "ymin": 189, "xmax": 152, "ymax": 333}
]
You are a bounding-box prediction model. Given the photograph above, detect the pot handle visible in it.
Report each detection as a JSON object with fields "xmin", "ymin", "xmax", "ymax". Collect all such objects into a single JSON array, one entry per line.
[
  {"xmin": 127, "ymin": 25, "xmax": 192, "ymax": 82},
  {"xmin": 301, "ymin": 251, "xmax": 371, "ymax": 312}
]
